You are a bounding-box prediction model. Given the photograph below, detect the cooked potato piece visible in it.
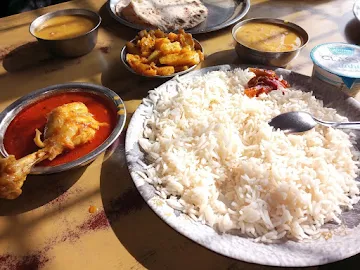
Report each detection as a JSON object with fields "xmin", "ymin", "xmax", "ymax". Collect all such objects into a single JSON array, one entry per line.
[
  {"xmin": 139, "ymin": 36, "xmax": 155, "ymax": 52},
  {"xmin": 140, "ymin": 56, "xmax": 149, "ymax": 64},
  {"xmin": 126, "ymin": 54, "xmax": 156, "ymax": 76},
  {"xmin": 155, "ymin": 38, "xmax": 171, "ymax": 50},
  {"xmin": 141, "ymin": 51, "xmax": 152, "ymax": 58},
  {"xmin": 126, "ymin": 53, "xmax": 141, "ymax": 63},
  {"xmin": 159, "ymin": 51, "xmax": 200, "ymax": 66},
  {"xmin": 134, "ymin": 62, "xmax": 157, "ymax": 76},
  {"xmin": 138, "ymin": 64, "xmax": 157, "ymax": 76},
  {"xmin": 160, "ymin": 42, "xmax": 182, "ymax": 55},
  {"xmin": 127, "ymin": 56, "xmax": 140, "ymax": 68},
  {"xmin": 167, "ymin": 32, "xmax": 178, "ymax": 42},
  {"xmin": 156, "ymin": 66, "xmax": 175, "ymax": 76},
  {"xmin": 180, "ymin": 45, "xmax": 192, "ymax": 53}
]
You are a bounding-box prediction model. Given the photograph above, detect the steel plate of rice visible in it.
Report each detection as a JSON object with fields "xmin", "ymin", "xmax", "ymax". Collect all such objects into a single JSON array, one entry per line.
[{"xmin": 136, "ymin": 68, "xmax": 360, "ymax": 243}]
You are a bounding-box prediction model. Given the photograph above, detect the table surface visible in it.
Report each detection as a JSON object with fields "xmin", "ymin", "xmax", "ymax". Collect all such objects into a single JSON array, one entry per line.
[{"xmin": 0, "ymin": 0, "xmax": 360, "ymax": 269}]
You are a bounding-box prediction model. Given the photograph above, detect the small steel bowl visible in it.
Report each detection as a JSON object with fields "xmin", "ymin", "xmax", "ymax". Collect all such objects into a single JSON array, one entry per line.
[
  {"xmin": 29, "ymin": 9, "xmax": 101, "ymax": 58},
  {"xmin": 0, "ymin": 83, "xmax": 126, "ymax": 174},
  {"xmin": 120, "ymin": 38, "xmax": 204, "ymax": 79},
  {"xmin": 232, "ymin": 18, "xmax": 309, "ymax": 67}
]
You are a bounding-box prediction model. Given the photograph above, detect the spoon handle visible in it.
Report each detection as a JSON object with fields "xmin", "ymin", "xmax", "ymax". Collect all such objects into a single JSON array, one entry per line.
[
  {"xmin": 314, "ymin": 117, "xmax": 360, "ymax": 130},
  {"xmin": 332, "ymin": 122, "xmax": 360, "ymax": 129}
]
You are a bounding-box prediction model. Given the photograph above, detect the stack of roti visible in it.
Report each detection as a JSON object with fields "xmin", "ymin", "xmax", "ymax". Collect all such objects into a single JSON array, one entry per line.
[{"xmin": 115, "ymin": 0, "xmax": 208, "ymax": 31}]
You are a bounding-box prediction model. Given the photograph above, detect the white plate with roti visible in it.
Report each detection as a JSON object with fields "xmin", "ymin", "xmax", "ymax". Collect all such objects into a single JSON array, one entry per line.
[
  {"xmin": 107, "ymin": 0, "xmax": 250, "ymax": 34},
  {"xmin": 125, "ymin": 64, "xmax": 360, "ymax": 266}
]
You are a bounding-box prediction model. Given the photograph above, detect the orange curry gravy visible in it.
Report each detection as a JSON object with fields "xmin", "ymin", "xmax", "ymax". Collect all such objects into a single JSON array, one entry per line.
[{"xmin": 4, "ymin": 92, "xmax": 117, "ymax": 167}]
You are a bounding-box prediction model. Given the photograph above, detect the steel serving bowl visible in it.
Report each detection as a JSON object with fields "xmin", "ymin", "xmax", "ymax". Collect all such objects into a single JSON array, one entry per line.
[
  {"xmin": 0, "ymin": 83, "xmax": 126, "ymax": 174},
  {"xmin": 29, "ymin": 9, "xmax": 101, "ymax": 58},
  {"xmin": 232, "ymin": 18, "xmax": 309, "ymax": 67},
  {"xmin": 120, "ymin": 38, "xmax": 204, "ymax": 79}
]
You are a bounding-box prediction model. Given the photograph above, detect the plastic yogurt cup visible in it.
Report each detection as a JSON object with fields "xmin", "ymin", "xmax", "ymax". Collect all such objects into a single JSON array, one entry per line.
[{"xmin": 310, "ymin": 43, "xmax": 360, "ymax": 95}]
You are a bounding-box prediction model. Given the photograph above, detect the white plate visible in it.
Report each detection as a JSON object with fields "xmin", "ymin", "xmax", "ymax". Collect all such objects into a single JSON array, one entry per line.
[
  {"xmin": 107, "ymin": 0, "xmax": 250, "ymax": 34},
  {"xmin": 125, "ymin": 65, "xmax": 360, "ymax": 267}
]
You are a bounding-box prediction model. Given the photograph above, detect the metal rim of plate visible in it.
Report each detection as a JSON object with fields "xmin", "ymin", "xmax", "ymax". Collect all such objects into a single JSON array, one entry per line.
[
  {"xmin": 125, "ymin": 64, "xmax": 360, "ymax": 267},
  {"xmin": 354, "ymin": 0, "xmax": 360, "ymax": 21},
  {"xmin": 107, "ymin": 0, "xmax": 251, "ymax": 34}
]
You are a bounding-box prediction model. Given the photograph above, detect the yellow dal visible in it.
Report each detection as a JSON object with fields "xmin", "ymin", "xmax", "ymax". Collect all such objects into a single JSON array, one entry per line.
[
  {"xmin": 235, "ymin": 22, "xmax": 302, "ymax": 52},
  {"xmin": 34, "ymin": 15, "xmax": 97, "ymax": 40}
]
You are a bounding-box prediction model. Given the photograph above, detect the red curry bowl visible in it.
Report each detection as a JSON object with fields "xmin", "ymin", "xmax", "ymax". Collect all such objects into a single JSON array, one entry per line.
[{"xmin": 0, "ymin": 83, "xmax": 126, "ymax": 174}]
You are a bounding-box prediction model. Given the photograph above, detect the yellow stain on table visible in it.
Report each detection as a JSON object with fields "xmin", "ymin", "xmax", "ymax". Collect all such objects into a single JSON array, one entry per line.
[{"xmin": 124, "ymin": 100, "xmax": 142, "ymax": 114}]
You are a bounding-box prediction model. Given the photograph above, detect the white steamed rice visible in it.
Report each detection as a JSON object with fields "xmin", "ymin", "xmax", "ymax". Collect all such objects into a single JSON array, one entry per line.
[{"xmin": 138, "ymin": 68, "xmax": 360, "ymax": 242}]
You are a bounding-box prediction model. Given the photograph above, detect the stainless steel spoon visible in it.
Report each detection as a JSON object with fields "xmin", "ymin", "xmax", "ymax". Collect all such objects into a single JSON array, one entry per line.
[{"xmin": 269, "ymin": 111, "xmax": 360, "ymax": 133}]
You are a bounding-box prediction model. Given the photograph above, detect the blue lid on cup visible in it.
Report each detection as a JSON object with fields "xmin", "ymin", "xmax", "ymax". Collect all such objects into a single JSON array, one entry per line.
[{"xmin": 310, "ymin": 43, "xmax": 360, "ymax": 88}]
